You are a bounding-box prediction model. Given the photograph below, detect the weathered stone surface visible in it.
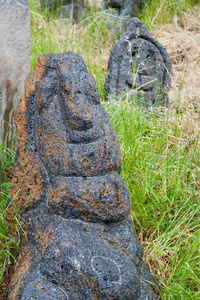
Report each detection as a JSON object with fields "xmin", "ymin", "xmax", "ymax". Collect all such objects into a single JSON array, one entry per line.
[
  {"xmin": 40, "ymin": 0, "xmax": 84, "ymax": 23},
  {"xmin": 102, "ymin": 0, "xmax": 146, "ymax": 31},
  {"xmin": 104, "ymin": 18, "xmax": 172, "ymax": 108},
  {"xmin": 0, "ymin": 0, "xmax": 31, "ymax": 148},
  {"xmin": 8, "ymin": 52, "xmax": 159, "ymax": 299}
]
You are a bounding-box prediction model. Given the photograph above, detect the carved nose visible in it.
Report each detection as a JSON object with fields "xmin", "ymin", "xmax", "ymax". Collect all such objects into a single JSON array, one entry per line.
[
  {"xmin": 64, "ymin": 92, "xmax": 94, "ymax": 131},
  {"xmin": 70, "ymin": 100, "xmax": 93, "ymax": 130}
]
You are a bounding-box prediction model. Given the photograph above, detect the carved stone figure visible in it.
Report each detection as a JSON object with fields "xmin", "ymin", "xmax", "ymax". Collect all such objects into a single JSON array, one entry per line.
[
  {"xmin": 0, "ymin": 0, "xmax": 31, "ymax": 148},
  {"xmin": 102, "ymin": 0, "xmax": 146, "ymax": 31},
  {"xmin": 8, "ymin": 52, "xmax": 159, "ymax": 299},
  {"xmin": 40, "ymin": 0, "xmax": 84, "ymax": 23},
  {"xmin": 104, "ymin": 18, "xmax": 172, "ymax": 107}
]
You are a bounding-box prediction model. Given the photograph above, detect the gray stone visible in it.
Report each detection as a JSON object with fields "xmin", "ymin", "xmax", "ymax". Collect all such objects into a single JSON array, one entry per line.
[
  {"xmin": 104, "ymin": 18, "xmax": 172, "ymax": 108},
  {"xmin": 40, "ymin": 0, "xmax": 84, "ymax": 23},
  {"xmin": 8, "ymin": 52, "xmax": 159, "ymax": 299},
  {"xmin": 102, "ymin": 0, "xmax": 146, "ymax": 31},
  {"xmin": 0, "ymin": 0, "xmax": 31, "ymax": 148}
]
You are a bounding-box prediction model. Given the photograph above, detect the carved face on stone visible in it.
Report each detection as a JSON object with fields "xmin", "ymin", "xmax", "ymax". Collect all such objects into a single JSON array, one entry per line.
[
  {"xmin": 9, "ymin": 52, "xmax": 158, "ymax": 300},
  {"xmin": 104, "ymin": 18, "xmax": 172, "ymax": 107},
  {"xmin": 120, "ymin": 38, "xmax": 166, "ymax": 105},
  {"xmin": 32, "ymin": 52, "xmax": 130, "ymax": 223},
  {"xmin": 34, "ymin": 53, "xmax": 121, "ymax": 179}
]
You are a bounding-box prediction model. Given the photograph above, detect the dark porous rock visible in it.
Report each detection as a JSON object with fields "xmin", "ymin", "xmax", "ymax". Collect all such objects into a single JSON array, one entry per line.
[
  {"xmin": 8, "ymin": 51, "xmax": 159, "ymax": 299},
  {"xmin": 104, "ymin": 18, "xmax": 172, "ymax": 108},
  {"xmin": 40, "ymin": 0, "xmax": 84, "ymax": 23},
  {"xmin": 102, "ymin": 0, "xmax": 146, "ymax": 31}
]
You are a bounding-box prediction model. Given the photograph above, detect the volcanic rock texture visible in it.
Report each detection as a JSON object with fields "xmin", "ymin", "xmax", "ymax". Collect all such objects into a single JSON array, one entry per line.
[
  {"xmin": 104, "ymin": 18, "xmax": 172, "ymax": 108},
  {"xmin": 8, "ymin": 52, "xmax": 159, "ymax": 299},
  {"xmin": 0, "ymin": 0, "xmax": 31, "ymax": 148}
]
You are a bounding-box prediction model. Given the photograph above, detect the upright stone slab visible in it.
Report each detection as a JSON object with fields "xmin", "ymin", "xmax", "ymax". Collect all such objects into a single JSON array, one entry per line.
[
  {"xmin": 102, "ymin": 0, "xmax": 146, "ymax": 31},
  {"xmin": 40, "ymin": 0, "xmax": 84, "ymax": 23},
  {"xmin": 8, "ymin": 52, "xmax": 159, "ymax": 299},
  {"xmin": 0, "ymin": 0, "xmax": 31, "ymax": 148},
  {"xmin": 104, "ymin": 18, "xmax": 172, "ymax": 108}
]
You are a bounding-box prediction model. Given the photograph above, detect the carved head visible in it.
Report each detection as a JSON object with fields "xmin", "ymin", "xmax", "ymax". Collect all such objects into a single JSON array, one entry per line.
[
  {"xmin": 104, "ymin": 18, "xmax": 172, "ymax": 107},
  {"xmin": 12, "ymin": 52, "xmax": 130, "ymax": 223},
  {"xmin": 33, "ymin": 52, "xmax": 121, "ymax": 179}
]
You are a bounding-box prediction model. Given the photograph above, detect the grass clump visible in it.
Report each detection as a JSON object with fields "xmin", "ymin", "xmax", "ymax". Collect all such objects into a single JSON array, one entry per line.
[
  {"xmin": 104, "ymin": 99, "xmax": 200, "ymax": 299},
  {"xmin": 140, "ymin": 0, "xmax": 200, "ymax": 28},
  {"xmin": 0, "ymin": 145, "xmax": 19, "ymax": 286}
]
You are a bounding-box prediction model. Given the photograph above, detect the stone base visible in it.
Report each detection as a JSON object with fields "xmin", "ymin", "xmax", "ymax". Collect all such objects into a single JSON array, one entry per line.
[{"xmin": 8, "ymin": 214, "xmax": 158, "ymax": 299}]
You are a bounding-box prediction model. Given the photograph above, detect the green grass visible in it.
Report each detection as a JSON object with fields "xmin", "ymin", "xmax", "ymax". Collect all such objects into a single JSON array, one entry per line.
[
  {"xmin": 0, "ymin": 0, "xmax": 200, "ymax": 298},
  {"xmin": 0, "ymin": 144, "xmax": 19, "ymax": 283},
  {"xmin": 104, "ymin": 100, "xmax": 200, "ymax": 299},
  {"xmin": 139, "ymin": 0, "xmax": 200, "ymax": 28}
]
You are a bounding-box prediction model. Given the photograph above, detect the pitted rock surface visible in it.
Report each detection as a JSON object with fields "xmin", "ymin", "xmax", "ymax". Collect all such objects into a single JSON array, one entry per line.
[
  {"xmin": 104, "ymin": 18, "xmax": 172, "ymax": 108},
  {"xmin": 39, "ymin": 0, "xmax": 84, "ymax": 23},
  {"xmin": 102, "ymin": 0, "xmax": 146, "ymax": 31},
  {"xmin": 0, "ymin": 0, "xmax": 31, "ymax": 149},
  {"xmin": 8, "ymin": 52, "xmax": 159, "ymax": 299}
]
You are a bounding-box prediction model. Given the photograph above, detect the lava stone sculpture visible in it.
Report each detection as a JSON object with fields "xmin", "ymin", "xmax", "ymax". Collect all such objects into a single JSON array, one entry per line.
[
  {"xmin": 104, "ymin": 18, "xmax": 172, "ymax": 108},
  {"xmin": 8, "ymin": 52, "xmax": 159, "ymax": 299},
  {"xmin": 102, "ymin": 0, "xmax": 146, "ymax": 31},
  {"xmin": 40, "ymin": 0, "xmax": 84, "ymax": 23}
]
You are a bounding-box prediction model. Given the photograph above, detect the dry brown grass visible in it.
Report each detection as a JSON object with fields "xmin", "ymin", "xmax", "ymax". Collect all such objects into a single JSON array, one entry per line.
[
  {"xmin": 151, "ymin": 6, "xmax": 200, "ymax": 148},
  {"xmin": 130, "ymin": 8, "xmax": 200, "ymax": 288},
  {"xmin": 142, "ymin": 7, "xmax": 200, "ymax": 277}
]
